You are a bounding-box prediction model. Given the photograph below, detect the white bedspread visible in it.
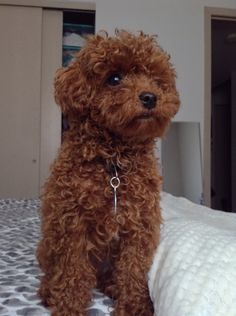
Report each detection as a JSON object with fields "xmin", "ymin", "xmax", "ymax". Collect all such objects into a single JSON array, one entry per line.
[{"xmin": 148, "ymin": 193, "xmax": 236, "ymax": 316}]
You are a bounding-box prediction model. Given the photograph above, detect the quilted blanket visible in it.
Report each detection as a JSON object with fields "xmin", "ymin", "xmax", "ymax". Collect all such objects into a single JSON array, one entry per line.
[{"xmin": 148, "ymin": 193, "xmax": 236, "ymax": 316}]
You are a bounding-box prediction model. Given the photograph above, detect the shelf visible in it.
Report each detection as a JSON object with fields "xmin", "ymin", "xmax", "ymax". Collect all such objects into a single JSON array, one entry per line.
[
  {"xmin": 62, "ymin": 12, "xmax": 95, "ymax": 67},
  {"xmin": 64, "ymin": 22, "xmax": 94, "ymax": 29},
  {"xmin": 63, "ymin": 45, "xmax": 81, "ymax": 51}
]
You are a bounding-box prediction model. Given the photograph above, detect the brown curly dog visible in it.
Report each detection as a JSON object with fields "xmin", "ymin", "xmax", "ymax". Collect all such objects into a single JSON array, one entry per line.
[{"xmin": 37, "ymin": 30, "xmax": 180, "ymax": 316}]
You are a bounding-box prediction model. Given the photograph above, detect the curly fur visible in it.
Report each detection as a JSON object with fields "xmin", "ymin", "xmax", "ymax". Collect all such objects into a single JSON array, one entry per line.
[{"xmin": 37, "ymin": 30, "xmax": 180, "ymax": 316}]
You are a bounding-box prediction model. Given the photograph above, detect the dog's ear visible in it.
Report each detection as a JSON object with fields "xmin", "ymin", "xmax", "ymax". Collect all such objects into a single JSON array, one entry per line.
[
  {"xmin": 54, "ymin": 33, "xmax": 107, "ymax": 114},
  {"xmin": 54, "ymin": 60, "xmax": 91, "ymax": 114}
]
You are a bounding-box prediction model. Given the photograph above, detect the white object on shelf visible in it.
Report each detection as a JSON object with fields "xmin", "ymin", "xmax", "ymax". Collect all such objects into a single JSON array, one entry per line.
[{"xmin": 63, "ymin": 33, "xmax": 85, "ymax": 47}]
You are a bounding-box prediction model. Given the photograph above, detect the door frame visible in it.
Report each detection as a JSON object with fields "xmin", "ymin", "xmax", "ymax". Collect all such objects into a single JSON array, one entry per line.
[{"xmin": 204, "ymin": 7, "xmax": 236, "ymax": 207}]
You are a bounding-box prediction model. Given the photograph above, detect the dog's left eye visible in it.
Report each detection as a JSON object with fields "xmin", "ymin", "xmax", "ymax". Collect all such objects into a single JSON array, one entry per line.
[
  {"xmin": 106, "ymin": 74, "xmax": 122, "ymax": 86},
  {"xmin": 155, "ymin": 78, "xmax": 162, "ymax": 86}
]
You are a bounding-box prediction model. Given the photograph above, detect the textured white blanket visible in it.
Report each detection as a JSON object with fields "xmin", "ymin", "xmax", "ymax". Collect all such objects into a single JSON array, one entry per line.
[{"xmin": 148, "ymin": 193, "xmax": 236, "ymax": 316}]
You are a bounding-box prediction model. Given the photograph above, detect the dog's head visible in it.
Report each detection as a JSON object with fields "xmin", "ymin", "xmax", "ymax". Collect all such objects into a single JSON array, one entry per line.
[{"xmin": 55, "ymin": 30, "xmax": 180, "ymax": 141}]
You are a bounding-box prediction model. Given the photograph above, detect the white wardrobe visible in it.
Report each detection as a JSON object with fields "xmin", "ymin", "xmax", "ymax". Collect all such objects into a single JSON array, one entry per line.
[{"xmin": 0, "ymin": 1, "xmax": 95, "ymax": 198}]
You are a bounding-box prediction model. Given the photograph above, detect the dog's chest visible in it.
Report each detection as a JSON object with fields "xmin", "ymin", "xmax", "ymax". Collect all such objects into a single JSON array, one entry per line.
[
  {"xmin": 73, "ymin": 158, "xmax": 161, "ymax": 257},
  {"xmin": 80, "ymin": 161, "xmax": 159, "ymax": 225},
  {"xmin": 81, "ymin": 164, "xmax": 160, "ymax": 267}
]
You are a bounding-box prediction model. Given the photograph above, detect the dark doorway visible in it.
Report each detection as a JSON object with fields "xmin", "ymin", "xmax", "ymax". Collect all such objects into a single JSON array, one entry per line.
[{"xmin": 211, "ymin": 18, "xmax": 236, "ymax": 212}]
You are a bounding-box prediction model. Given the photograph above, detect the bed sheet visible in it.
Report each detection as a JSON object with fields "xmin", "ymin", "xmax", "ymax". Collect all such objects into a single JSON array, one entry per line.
[{"xmin": 0, "ymin": 199, "xmax": 113, "ymax": 316}]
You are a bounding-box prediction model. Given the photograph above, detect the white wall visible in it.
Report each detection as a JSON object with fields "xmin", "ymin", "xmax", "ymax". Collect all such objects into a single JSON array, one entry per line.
[
  {"xmin": 162, "ymin": 122, "xmax": 202, "ymax": 204},
  {"xmin": 79, "ymin": 0, "xmax": 236, "ymax": 127},
  {"xmin": 161, "ymin": 124, "xmax": 184, "ymax": 198},
  {"xmin": 178, "ymin": 123, "xmax": 202, "ymax": 203},
  {"xmin": 54, "ymin": 0, "xmax": 236, "ymax": 201},
  {"xmin": 94, "ymin": 0, "xmax": 236, "ymax": 202},
  {"xmin": 96, "ymin": 0, "xmax": 203, "ymax": 124}
]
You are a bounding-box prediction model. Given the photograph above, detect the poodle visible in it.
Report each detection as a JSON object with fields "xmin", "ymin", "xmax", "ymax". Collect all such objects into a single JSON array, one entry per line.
[{"xmin": 37, "ymin": 30, "xmax": 180, "ymax": 316}]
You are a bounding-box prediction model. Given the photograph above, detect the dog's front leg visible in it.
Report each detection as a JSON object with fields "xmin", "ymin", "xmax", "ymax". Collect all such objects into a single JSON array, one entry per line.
[
  {"xmin": 112, "ymin": 231, "xmax": 158, "ymax": 316},
  {"xmin": 37, "ymin": 231, "xmax": 96, "ymax": 316}
]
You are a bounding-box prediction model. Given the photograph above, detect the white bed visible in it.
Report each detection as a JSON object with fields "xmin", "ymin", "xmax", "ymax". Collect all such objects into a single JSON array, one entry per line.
[{"xmin": 0, "ymin": 194, "xmax": 236, "ymax": 316}]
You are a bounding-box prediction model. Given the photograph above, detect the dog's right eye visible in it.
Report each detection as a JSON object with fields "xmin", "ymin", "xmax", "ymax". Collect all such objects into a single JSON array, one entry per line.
[{"xmin": 106, "ymin": 74, "xmax": 122, "ymax": 86}]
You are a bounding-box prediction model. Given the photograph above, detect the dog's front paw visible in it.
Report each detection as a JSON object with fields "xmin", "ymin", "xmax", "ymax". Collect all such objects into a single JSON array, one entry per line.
[{"xmin": 113, "ymin": 300, "xmax": 154, "ymax": 316}]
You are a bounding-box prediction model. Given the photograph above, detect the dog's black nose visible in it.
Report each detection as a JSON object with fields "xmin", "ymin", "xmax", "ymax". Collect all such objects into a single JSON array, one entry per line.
[{"xmin": 139, "ymin": 92, "xmax": 157, "ymax": 109}]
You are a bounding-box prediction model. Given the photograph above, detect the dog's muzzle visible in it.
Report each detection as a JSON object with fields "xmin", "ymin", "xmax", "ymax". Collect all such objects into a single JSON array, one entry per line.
[{"xmin": 139, "ymin": 92, "xmax": 157, "ymax": 110}]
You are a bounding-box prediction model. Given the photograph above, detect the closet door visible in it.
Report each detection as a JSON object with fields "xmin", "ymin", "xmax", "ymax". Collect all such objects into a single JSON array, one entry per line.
[
  {"xmin": 40, "ymin": 9, "xmax": 62, "ymax": 190},
  {"xmin": 0, "ymin": 5, "xmax": 42, "ymax": 198}
]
